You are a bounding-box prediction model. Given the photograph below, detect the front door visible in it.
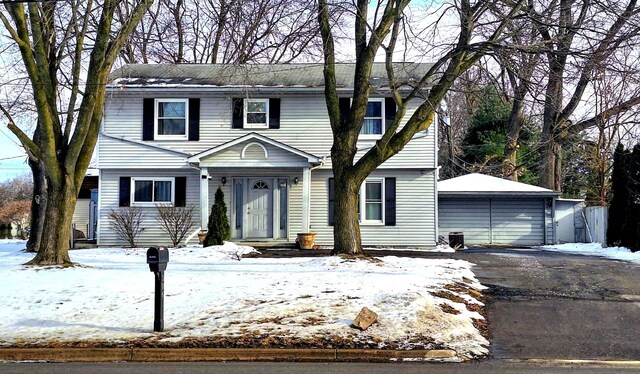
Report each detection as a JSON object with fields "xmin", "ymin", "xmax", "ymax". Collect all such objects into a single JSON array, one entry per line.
[{"xmin": 246, "ymin": 179, "xmax": 272, "ymax": 238}]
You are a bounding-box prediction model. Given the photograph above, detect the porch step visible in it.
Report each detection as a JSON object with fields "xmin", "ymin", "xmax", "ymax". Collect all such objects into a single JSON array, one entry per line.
[
  {"xmin": 239, "ymin": 241, "xmax": 296, "ymax": 249},
  {"xmin": 72, "ymin": 239, "xmax": 98, "ymax": 249}
]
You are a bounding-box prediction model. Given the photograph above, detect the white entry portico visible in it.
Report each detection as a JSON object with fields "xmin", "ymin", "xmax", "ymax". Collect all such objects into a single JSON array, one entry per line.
[{"xmin": 187, "ymin": 133, "xmax": 321, "ymax": 241}]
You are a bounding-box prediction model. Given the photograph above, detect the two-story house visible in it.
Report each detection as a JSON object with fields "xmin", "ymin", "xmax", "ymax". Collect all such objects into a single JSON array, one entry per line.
[{"xmin": 97, "ymin": 63, "xmax": 438, "ymax": 248}]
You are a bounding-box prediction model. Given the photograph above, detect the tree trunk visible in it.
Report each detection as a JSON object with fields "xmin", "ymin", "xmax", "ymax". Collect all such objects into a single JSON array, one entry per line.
[
  {"xmin": 25, "ymin": 158, "xmax": 46, "ymax": 253},
  {"xmin": 26, "ymin": 177, "xmax": 76, "ymax": 265},
  {"xmin": 502, "ymin": 88, "xmax": 526, "ymax": 181},
  {"xmin": 331, "ymin": 174, "xmax": 362, "ymax": 255},
  {"xmin": 539, "ymin": 132, "xmax": 562, "ymax": 191}
]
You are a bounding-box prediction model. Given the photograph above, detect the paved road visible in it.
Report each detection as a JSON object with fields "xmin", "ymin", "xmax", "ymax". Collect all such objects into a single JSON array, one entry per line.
[
  {"xmin": 2, "ymin": 361, "xmax": 640, "ymax": 373},
  {"xmin": 452, "ymin": 247, "xmax": 640, "ymax": 361}
]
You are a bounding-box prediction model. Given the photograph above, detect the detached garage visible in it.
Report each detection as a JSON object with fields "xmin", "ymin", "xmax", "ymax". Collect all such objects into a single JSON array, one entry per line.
[{"xmin": 438, "ymin": 173, "xmax": 558, "ymax": 246}]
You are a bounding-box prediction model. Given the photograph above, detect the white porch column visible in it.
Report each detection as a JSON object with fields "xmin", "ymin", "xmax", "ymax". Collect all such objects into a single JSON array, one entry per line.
[
  {"xmin": 200, "ymin": 167, "xmax": 209, "ymax": 229},
  {"xmin": 302, "ymin": 167, "xmax": 311, "ymax": 233}
]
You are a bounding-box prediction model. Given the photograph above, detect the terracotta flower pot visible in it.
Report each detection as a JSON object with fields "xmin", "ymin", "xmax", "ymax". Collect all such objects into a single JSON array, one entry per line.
[
  {"xmin": 198, "ymin": 230, "xmax": 208, "ymax": 245},
  {"xmin": 297, "ymin": 232, "xmax": 317, "ymax": 250}
]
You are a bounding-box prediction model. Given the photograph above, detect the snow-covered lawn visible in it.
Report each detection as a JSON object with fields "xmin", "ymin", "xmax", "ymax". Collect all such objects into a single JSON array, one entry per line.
[
  {"xmin": 541, "ymin": 243, "xmax": 640, "ymax": 264},
  {"xmin": 0, "ymin": 240, "xmax": 488, "ymax": 359}
]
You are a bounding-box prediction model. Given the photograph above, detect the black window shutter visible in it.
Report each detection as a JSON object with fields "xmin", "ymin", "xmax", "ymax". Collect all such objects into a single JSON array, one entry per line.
[
  {"xmin": 174, "ymin": 177, "xmax": 187, "ymax": 207},
  {"xmin": 119, "ymin": 177, "xmax": 131, "ymax": 207},
  {"xmin": 269, "ymin": 98, "xmax": 280, "ymax": 129},
  {"xmin": 232, "ymin": 98, "xmax": 244, "ymax": 128},
  {"xmin": 328, "ymin": 178, "xmax": 335, "ymax": 226},
  {"xmin": 339, "ymin": 97, "xmax": 351, "ymax": 124},
  {"xmin": 385, "ymin": 177, "xmax": 396, "ymax": 226},
  {"xmin": 385, "ymin": 97, "xmax": 397, "ymax": 132},
  {"xmin": 143, "ymin": 98, "xmax": 155, "ymax": 140},
  {"xmin": 188, "ymin": 98, "xmax": 200, "ymax": 141}
]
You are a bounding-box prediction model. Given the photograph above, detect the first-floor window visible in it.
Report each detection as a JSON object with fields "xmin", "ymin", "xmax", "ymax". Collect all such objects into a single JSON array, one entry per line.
[
  {"xmin": 132, "ymin": 177, "xmax": 174, "ymax": 205},
  {"xmin": 359, "ymin": 178, "xmax": 384, "ymax": 224}
]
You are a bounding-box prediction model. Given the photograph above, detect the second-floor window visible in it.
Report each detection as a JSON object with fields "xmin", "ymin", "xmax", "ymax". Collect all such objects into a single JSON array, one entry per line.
[
  {"xmin": 132, "ymin": 177, "xmax": 174, "ymax": 206},
  {"xmin": 155, "ymin": 99, "xmax": 188, "ymax": 138},
  {"xmin": 360, "ymin": 99, "xmax": 384, "ymax": 137},
  {"xmin": 244, "ymin": 99, "xmax": 269, "ymax": 128}
]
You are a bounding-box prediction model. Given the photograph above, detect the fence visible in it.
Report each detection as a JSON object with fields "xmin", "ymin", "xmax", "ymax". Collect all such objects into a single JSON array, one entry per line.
[{"xmin": 583, "ymin": 206, "xmax": 608, "ymax": 247}]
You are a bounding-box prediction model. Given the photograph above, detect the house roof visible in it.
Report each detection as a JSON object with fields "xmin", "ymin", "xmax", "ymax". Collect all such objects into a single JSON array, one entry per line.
[
  {"xmin": 187, "ymin": 133, "xmax": 321, "ymax": 164},
  {"xmin": 438, "ymin": 173, "xmax": 559, "ymax": 197},
  {"xmin": 108, "ymin": 63, "xmax": 433, "ymax": 89}
]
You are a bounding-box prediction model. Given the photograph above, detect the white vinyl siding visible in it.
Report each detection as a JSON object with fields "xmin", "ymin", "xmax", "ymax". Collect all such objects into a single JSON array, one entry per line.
[
  {"xmin": 98, "ymin": 169, "xmax": 200, "ymax": 247},
  {"xmin": 101, "ymin": 95, "xmax": 435, "ymax": 170},
  {"xmin": 198, "ymin": 140, "xmax": 308, "ymax": 168},
  {"xmin": 310, "ymin": 169, "xmax": 437, "ymax": 249},
  {"xmin": 72, "ymin": 199, "xmax": 91, "ymax": 237}
]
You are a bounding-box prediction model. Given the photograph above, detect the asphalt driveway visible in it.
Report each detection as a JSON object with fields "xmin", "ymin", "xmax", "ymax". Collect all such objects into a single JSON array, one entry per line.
[{"xmin": 453, "ymin": 247, "xmax": 640, "ymax": 360}]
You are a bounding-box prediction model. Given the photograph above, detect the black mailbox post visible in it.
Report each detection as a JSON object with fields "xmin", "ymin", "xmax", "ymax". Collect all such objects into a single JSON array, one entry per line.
[{"xmin": 146, "ymin": 246, "xmax": 169, "ymax": 332}]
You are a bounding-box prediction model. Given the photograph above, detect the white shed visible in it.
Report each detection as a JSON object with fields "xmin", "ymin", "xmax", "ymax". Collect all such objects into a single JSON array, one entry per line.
[{"xmin": 438, "ymin": 173, "xmax": 559, "ymax": 246}]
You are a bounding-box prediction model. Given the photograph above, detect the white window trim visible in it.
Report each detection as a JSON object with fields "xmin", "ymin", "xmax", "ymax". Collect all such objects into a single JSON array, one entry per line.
[
  {"xmin": 359, "ymin": 177, "xmax": 385, "ymax": 225},
  {"xmin": 359, "ymin": 98, "xmax": 385, "ymax": 140},
  {"xmin": 154, "ymin": 98, "xmax": 189, "ymax": 140},
  {"xmin": 244, "ymin": 98, "xmax": 269, "ymax": 129},
  {"xmin": 131, "ymin": 177, "xmax": 176, "ymax": 206}
]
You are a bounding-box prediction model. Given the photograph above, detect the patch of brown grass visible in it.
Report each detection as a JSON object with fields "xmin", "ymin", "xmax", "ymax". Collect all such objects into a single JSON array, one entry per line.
[{"xmin": 439, "ymin": 303, "xmax": 461, "ymax": 315}]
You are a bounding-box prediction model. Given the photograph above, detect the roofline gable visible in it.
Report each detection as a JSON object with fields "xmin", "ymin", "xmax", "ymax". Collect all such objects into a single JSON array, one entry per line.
[{"xmin": 187, "ymin": 133, "xmax": 321, "ymax": 164}]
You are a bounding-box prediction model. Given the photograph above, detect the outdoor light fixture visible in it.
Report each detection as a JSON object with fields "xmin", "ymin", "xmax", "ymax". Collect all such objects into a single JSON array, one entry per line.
[
  {"xmin": 294, "ymin": 177, "xmax": 299, "ymax": 185},
  {"xmin": 221, "ymin": 177, "xmax": 227, "ymax": 185}
]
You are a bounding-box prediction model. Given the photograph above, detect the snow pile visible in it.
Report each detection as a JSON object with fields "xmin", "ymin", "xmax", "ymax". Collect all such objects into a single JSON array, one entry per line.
[
  {"xmin": 541, "ymin": 243, "xmax": 640, "ymax": 264},
  {"xmin": 0, "ymin": 241, "xmax": 488, "ymax": 359}
]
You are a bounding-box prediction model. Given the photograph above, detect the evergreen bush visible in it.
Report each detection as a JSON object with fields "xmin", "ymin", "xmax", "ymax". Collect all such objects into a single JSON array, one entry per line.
[
  {"xmin": 607, "ymin": 143, "xmax": 629, "ymax": 246},
  {"xmin": 203, "ymin": 186, "xmax": 231, "ymax": 246}
]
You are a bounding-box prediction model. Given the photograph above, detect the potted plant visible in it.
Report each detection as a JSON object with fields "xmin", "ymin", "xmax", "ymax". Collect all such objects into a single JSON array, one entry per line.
[{"xmin": 296, "ymin": 232, "xmax": 317, "ymax": 250}]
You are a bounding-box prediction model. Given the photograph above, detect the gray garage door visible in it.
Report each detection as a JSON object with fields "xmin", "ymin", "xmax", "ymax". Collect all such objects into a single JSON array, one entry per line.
[{"xmin": 439, "ymin": 198, "xmax": 545, "ymax": 246}]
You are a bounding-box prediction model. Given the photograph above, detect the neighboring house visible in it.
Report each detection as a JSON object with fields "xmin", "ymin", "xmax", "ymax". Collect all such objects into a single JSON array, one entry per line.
[
  {"xmin": 438, "ymin": 173, "xmax": 559, "ymax": 246},
  {"xmin": 72, "ymin": 168, "xmax": 99, "ymax": 240},
  {"xmin": 95, "ymin": 63, "xmax": 438, "ymax": 248}
]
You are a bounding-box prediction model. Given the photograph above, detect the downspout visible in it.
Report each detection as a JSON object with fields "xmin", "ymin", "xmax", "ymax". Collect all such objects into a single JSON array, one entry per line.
[{"xmin": 303, "ymin": 158, "xmax": 325, "ymax": 233}]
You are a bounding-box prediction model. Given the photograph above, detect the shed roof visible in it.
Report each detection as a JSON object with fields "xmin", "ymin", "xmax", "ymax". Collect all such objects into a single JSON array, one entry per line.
[
  {"xmin": 108, "ymin": 63, "xmax": 433, "ymax": 89},
  {"xmin": 438, "ymin": 173, "xmax": 558, "ymax": 197}
]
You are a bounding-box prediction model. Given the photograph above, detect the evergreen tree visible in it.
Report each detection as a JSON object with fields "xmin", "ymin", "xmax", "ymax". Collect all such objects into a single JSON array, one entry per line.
[
  {"xmin": 203, "ymin": 186, "xmax": 231, "ymax": 246},
  {"xmin": 460, "ymin": 85, "xmax": 539, "ymax": 183},
  {"xmin": 607, "ymin": 143, "xmax": 629, "ymax": 246},
  {"xmin": 622, "ymin": 145, "xmax": 640, "ymax": 252}
]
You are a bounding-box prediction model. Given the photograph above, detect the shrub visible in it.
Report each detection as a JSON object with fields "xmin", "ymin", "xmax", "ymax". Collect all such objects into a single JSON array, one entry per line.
[
  {"xmin": 156, "ymin": 204, "xmax": 195, "ymax": 247},
  {"xmin": 203, "ymin": 186, "xmax": 230, "ymax": 246},
  {"xmin": 108, "ymin": 207, "xmax": 145, "ymax": 247}
]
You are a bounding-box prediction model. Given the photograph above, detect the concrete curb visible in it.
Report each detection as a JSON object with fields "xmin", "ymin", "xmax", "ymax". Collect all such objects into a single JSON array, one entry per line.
[{"xmin": 0, "ymin": 348, "xmax": 459, "ymax": 363}]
